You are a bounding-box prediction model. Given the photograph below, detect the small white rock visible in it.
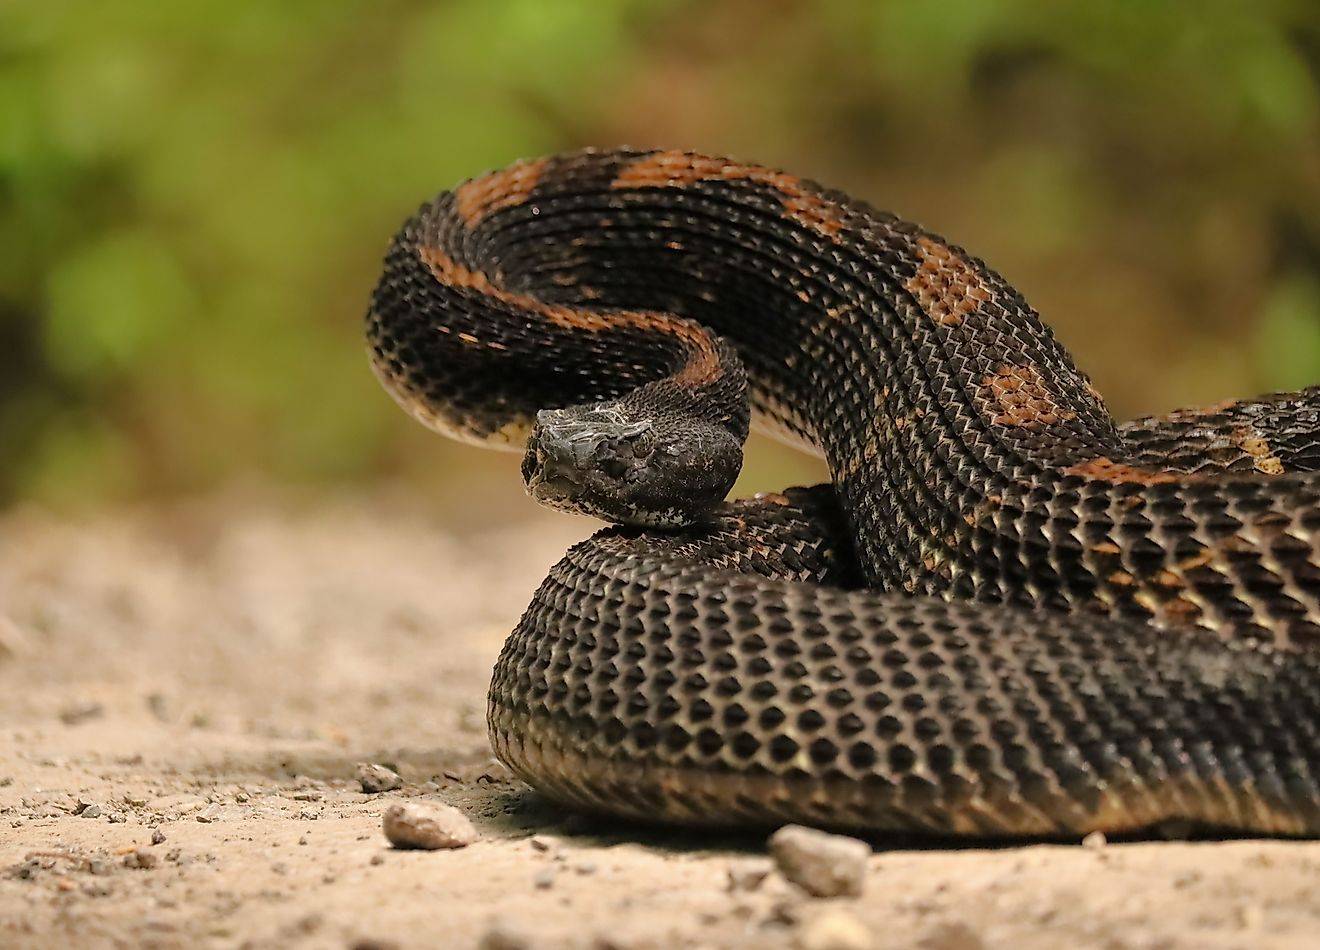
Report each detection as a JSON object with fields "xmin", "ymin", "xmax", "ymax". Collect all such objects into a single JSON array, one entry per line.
[
  {"xmin": 769, "ymin": 825, "xmax": 869, "ymax": 898},
  {"xmin": 382, "ymin": 801, "xmax": 478, "ymax": 850},
  {"xmin": 798, "ymin": 910, "xmax": 872, "ymax": 950},
  {"xmin": 357, "ymin": 763, "xmax": 403, "ymax": 793},
  {"xmin": 1082, "ymin": 830, "xmax": 1107, "ymax": 851}
]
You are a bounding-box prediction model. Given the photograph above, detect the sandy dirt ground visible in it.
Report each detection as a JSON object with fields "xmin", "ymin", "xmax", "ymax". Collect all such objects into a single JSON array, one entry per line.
[{"xmin": 2, "ymin": 493, "xmax": 1319, "ymax": 950}]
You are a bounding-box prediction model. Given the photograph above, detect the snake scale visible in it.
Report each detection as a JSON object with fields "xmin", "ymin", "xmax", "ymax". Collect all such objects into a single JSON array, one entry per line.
[{"xmin": 367, "ymin": 148, "xmax": 1320, "ymax": 836}]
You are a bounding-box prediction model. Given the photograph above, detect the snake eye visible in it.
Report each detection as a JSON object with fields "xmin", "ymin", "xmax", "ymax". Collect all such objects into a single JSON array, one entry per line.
[{"xmin": 627, "ymin": 429, "xmax": 656, "ymax": 459}]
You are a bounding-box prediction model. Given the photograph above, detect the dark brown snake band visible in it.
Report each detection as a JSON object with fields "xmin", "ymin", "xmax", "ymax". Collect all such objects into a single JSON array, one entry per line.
[{"xmin": 367, "ymin": 148, "xmax": 1320, "ymax": 836}]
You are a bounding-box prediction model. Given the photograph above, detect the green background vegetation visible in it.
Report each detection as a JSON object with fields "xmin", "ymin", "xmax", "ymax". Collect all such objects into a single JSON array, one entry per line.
[{"xmin": 3, "ymin": 1, "xmax": 1319, "ymax": 514}]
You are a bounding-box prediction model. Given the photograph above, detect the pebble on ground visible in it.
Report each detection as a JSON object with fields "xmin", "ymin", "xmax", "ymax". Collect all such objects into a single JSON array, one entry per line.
[
  {"xmin": 357, "ymin": 763, "xmax": 403, "ymax": 793},
  {"xmin": 381, "ymin": 801, "xmax": 478, "ymax": 850},
  {"xmin": 768, "ymin": 824, "xmax": 869, "ymax": 898}
]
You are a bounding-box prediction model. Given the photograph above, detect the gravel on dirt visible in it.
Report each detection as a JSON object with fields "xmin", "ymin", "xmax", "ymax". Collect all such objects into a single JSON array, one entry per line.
[{"xmin": 3, "ymin": 494, "xmax": 1320, "ymax": 949}]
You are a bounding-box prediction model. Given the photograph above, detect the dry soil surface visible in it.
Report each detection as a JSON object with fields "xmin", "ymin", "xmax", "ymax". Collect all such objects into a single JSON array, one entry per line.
[{"xmin": 2, "ymin": 495, "xmax": 1319, "ymax": 950}]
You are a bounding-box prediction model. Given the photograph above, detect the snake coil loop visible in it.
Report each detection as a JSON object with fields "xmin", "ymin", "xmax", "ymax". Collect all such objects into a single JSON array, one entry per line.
[{"xmin": 369, "ymin": 148, "xmax": 1320, "ymax": 836}]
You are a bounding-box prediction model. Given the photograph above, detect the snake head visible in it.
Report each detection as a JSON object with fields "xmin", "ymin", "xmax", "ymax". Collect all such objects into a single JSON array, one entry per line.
[{"xmin": 522, "ymin": 404, "xmax": 742, "ymax": 527}]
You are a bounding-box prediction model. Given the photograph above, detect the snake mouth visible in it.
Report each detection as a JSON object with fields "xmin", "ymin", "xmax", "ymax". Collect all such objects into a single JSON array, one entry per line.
[{"xmin": 524, "ymin": 452, "xmax": 584, "ymax": 509}]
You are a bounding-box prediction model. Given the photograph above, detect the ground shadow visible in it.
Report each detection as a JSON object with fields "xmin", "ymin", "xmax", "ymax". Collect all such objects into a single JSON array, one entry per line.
[{"xmin": 475, "ymin": 785, "xmax": 1287, "ymax": 855}]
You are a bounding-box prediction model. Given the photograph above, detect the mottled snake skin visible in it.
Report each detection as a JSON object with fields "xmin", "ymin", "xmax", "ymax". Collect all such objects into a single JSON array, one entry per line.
[{"xmin": 367, "ymin": 148, "xmax": 1320, "ymax": 836}]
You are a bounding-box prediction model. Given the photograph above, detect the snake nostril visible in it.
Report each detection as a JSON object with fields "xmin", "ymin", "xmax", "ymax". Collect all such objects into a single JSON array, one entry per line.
[{"xmin": 533, "ymin": 439, "xmax": 582, "ymax": 487}]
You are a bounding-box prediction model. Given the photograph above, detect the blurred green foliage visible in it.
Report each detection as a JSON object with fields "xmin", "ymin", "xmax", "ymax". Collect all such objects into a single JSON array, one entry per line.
[{"xmin": 3, "ymin": 0, "xmax": 1319, "ymax": 512}]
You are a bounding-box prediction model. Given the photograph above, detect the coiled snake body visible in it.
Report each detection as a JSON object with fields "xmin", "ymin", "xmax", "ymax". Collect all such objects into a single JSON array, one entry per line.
[{"xmin": 368, "ymin": 148, "xmax": 1320, "ymax": 836}]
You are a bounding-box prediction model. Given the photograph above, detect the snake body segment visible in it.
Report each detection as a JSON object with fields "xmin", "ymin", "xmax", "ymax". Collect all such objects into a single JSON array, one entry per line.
[{"xmin": 368, "ymin": 148, "xmax": 1320, "ymax": 835}]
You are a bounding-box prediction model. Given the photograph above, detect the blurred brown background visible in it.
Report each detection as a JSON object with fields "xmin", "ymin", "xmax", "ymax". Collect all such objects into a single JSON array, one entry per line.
[{"xmin": 3, "ymin": 0, "xmax": 1319, "ymax": 519}]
